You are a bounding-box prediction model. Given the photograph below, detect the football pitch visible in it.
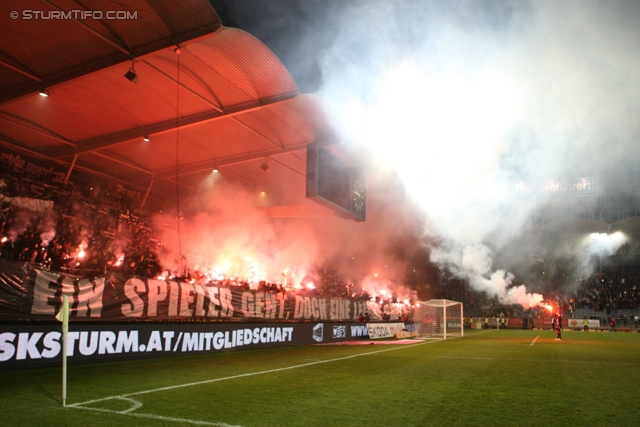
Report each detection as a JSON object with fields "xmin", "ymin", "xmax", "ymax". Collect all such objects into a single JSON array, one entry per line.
[{"xmin": 1, "ymin": 329, "xmax": 639, "ymax": 426}]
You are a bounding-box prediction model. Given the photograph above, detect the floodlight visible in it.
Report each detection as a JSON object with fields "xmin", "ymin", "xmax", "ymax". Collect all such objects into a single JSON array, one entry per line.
[{"xmin": 124, "ymin": 68, "xmax": 138, "ymax": 84}]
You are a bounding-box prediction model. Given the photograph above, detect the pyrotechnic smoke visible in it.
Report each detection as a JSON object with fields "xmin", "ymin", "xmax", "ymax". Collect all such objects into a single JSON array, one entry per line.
[
  {"xmin": 154, "ymin": 180, "xmax": 318, "ymax": 287},
  {"xmin": 37, "ymin": 208, "xmax": 57, "ymax": 247},
  {"xmin": 431, "ymin": 242, "xmax": 543, "ymax": 307},
  {"xmin": 7, "ymin": 209, "xmax": 35, "ymax": 242},
  {"xmin": 309, "ymin": 0, "xmax": 640, "ymax": 304},
  {"xmin": 574, "ymin": 232, "xmax": 629, "ymax": 277}
]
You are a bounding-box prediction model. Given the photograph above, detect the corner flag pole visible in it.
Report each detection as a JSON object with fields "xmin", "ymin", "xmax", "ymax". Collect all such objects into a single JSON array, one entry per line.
[{"xmin": 56, "ymin": 295, "xmax": 69, "ymax": 406}]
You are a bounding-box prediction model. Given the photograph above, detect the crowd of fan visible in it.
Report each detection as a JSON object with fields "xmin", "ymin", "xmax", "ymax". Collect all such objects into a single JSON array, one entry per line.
[
  {"xmin": 1, "ymin": 164, "xmax": 165, "ymax": 278},
  {"xmin": 570, "ymin": 266, "xmax": 640, "ymax": 313},
  {"xmin": 0, "ymin": 163, "xmax": 369, "ymax": 300},
  {"xmin": 5, "ymin": 160, "xmax": 639, "ymax": 313}
]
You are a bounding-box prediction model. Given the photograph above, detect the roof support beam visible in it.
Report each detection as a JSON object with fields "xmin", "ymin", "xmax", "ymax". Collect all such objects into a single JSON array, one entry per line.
[
  {"xmin": 143, "ymin": 59, "xmax": 223, "ymax": 112},
  {"xmin": 140, "ymin": 180, "xmax": 154, "ymax": 209},
  {"xmin": 0, "ymin": 135, "xmax": 154, "ymax": 193},
  {"xmin": 232, "ymin": 117, "xmax": 283, "ymax": 149},
  {"xmin": 46, "ymin": 94, "xmax": 297, "ymax": 158},
  {"xmin": 41, "ymin": 0, "xmax": 132, "ymax": 55},
  {"xmin": 0, "ymin": 59, "xmax": 42, "ymax": 82},
  {"xmin": 64, "ymin": 154, "xmax": 77, "ymax": 182},
  {"xmin": 1, "ymin": 25, "xmax": 221, "ymax": 105},
  {"xmin": 145, "ymin": 141, "xmax": 310, "ymax": 183},
  {"xmin": 91, "ymin": 151, "xmax": 153, "ymax": 175},
  {"xmin": 0, "ymin": 134, "xmax": 60, "ymax": 160},
  {"xmin": 0, "ymin": 113, "xmax": 75, "ymax": 147}
]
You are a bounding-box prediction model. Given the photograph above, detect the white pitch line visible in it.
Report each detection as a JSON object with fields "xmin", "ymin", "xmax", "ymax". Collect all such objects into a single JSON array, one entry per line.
[
  {"xmin": 70, "ymin": 333, "xmax": 482, "ymax": 409},
  {"xmin": 116, "ymin": 397, "xmax": 142, "ymax": 413},
  {"xmin": 68, "ymin": 332, "xmax": 496, "ymax": 425},
  {"xmin": 70, "ymin": 339, "xmax": 438, "ymax": 408},
  {"xmin": 436, "ymin": 356, "xmax": 634, "ymax": 365},
  {"xmin": 71, "ymin": 405, "xmax": 244, "ymax": 427},
  {"xmin": 530, "ymin": 335, "xmax": 539, "ymax": 346}
]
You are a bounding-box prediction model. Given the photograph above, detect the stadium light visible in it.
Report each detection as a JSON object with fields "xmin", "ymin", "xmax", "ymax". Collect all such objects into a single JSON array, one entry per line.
[
  {"xmin": 124, "ymin": 69, "xmax": 138, "ymax": 83},
  {"xmin": 124, "ymin": 61, "xmax": 138, "ymax": 84}
]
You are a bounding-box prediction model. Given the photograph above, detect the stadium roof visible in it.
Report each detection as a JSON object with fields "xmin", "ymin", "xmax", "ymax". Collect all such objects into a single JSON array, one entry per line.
[{"xmin": 0, "ymin": 0, "xmax": 332, "ymax": 204}]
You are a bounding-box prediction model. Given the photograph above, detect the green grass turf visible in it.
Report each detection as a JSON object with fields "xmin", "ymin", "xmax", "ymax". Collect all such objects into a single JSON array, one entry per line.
[{"xmin": 1, "ymin": 329, "xmax": 639, "ymax": 427}]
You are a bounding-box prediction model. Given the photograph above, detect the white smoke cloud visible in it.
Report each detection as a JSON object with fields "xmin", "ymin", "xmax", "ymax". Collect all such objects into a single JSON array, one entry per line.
[
  {"xmin": 312, "ymin": 0, "xmax": 640, "ymax": 305},
  {"xmin": 573, "ymin": 232, "xmax": 629, "ymax": 276},
  {"xmin": 37, "ymin": 208, "xmax": 57, "ymax": 247}
]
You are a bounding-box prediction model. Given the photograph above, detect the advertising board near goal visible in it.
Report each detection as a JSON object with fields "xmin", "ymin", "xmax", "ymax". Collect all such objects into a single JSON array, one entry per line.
[
  {"xmin": 567, "ymin": 319, "xmax": 600, "ymax": 328},
  {"xmin": 365, "ymin": 323, "xmax": 405, "ymax": 339}
]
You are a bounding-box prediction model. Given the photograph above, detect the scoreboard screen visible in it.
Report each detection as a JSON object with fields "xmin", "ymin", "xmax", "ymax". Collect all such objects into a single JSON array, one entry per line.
[
  {"xmin": 306, "ymin": 143, "xmax": 365, "ymax": 221},
  {"xmin": 316, "ymin": 146, "xmax": 351, "ymax": 211}
]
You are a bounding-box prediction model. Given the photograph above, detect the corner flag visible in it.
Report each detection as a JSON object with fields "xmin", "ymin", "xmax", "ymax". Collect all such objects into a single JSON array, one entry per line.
[{"xmin": 56, "ymin": 295, "xmax": 69, "ymax": 406}]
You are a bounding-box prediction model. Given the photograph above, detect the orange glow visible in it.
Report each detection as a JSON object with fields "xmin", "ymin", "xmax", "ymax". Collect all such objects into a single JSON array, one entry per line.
[
  {"xmin": 77, "ymin": 250, "xmax": 85, "ymax": 259},
  {"xmin": 542, "ymin": 304, "xmax": 553, "ymax": 312}
]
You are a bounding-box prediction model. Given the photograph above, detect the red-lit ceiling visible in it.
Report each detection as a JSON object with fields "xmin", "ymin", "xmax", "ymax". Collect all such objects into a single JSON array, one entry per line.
[{"xmin": 0, "ymin": 0, "xmax": 333, "ymax": 204}]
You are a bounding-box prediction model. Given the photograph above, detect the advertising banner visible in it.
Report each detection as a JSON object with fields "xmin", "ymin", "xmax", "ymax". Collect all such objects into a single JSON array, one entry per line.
[
  {"xmin": 365, "ymin": 322, "xmax": 406, "ymax": 339},
  {"xmin": 0, "ymin": 321, "xmax": 402, "ymax": 369},
  {"xmin": 567, "ymin": 319, "xmax": 600, "ymax": 329}
]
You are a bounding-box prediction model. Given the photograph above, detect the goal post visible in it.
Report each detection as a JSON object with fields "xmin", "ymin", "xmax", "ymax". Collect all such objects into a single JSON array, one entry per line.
[{"xmin": 412, "ymin": 299, "xmax": 463, "ymax": 339}]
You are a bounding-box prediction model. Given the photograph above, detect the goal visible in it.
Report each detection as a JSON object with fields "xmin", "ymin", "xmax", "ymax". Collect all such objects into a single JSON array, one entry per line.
[{"xmin": 412, "ymin": 299, "xmax": 463, "ymax": 339}]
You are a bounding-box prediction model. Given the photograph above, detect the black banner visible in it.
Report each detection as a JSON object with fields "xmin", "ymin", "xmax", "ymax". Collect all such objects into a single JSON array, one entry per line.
[
  {"xmin": 0, "ymin": 261, "xmax": 369, "ymax": 322},
  {"xmin": 0, "ymin": 321, "xmax": 381, "ymax": 369}
]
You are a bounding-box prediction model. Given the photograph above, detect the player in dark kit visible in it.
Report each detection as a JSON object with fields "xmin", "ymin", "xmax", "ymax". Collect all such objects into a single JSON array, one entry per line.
[{"xmin": 554, "ymin": 313, "xmax": 562, "ymax": 340}]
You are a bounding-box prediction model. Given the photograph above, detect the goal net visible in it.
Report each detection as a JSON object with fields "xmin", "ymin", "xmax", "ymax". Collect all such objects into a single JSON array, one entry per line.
[{"xmin": 412, "ymin": 299, "xmax": 463, "ymax": 339}]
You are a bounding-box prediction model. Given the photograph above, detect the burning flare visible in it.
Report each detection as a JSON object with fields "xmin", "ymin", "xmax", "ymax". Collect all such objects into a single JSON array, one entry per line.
[{"xmin": 542, "ymin": 304, "xmax": 554, "ymax": 312}]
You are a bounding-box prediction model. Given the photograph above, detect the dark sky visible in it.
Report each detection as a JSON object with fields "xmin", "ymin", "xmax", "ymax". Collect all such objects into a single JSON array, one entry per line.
[{"xmin": 209, "ymin": 0, "xmax": 338, "ymax": 93}]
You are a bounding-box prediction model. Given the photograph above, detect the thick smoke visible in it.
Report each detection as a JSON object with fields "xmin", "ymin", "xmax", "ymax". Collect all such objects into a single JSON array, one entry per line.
[
  {"xmin": 310, "ymin": 1, "xmax": 640, "ymax": 306},
  {"xmin": 153, "ymin": 171, "xmax": 422, "ymax": 297},
  {"xmin": 153, "ymin": 179, "xmax": 318, "ymax": 287},
  {"xmin": 6, "ymin": 209, "xmax": 35, "ymax": 243},
  {"xmin": 574, "ymin": 232, "xmax": 628, "ymax": 277},
  {"xmin": 37, "ymin": 208, "xmax": 57, "ymax": 247}
]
